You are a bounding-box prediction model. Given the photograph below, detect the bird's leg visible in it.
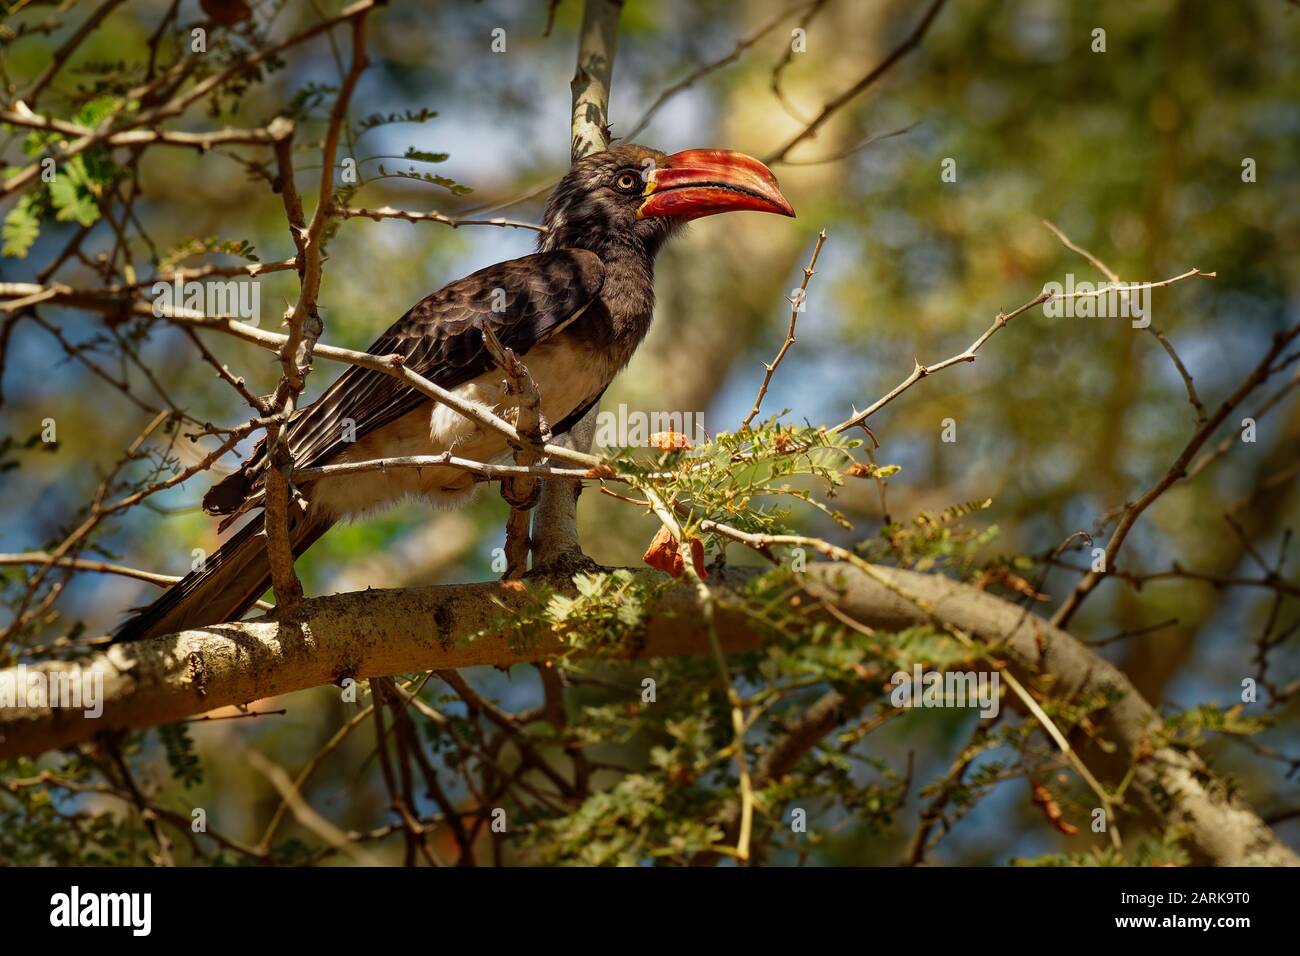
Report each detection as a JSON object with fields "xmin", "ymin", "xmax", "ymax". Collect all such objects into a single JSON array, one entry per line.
[
  {"xmin": 529, "ymin": 404, "xmax": 600, "ymax": 578},
  {"xmin": 481, "ymin": 326, "xmax": 549, "ymax": 579}
]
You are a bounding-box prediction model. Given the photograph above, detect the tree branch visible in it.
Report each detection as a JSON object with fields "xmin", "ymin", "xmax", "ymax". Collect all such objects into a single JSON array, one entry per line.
[
  {"xmin": 569, "ymin": 0, "xmax": 622, "ymax": 161},
  {"xmin": 532, "ymin": 0, "xmax": 625, "ymax": 568},
  {"xmin": 764, "ymin": 0, "xmax": 948, "ymax": 165},
  {"xmin": 2, "ymin": 562, "xmax": 1293, "ymax": 866}
]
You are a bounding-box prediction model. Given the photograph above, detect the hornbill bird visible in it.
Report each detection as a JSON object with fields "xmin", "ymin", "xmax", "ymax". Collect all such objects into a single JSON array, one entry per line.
[{"xmin": 113, "ymin": 144, "xmax": 795, "ymax": 643}]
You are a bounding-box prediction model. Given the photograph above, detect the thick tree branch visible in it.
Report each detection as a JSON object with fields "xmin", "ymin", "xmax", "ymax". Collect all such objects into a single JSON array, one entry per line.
[
  {"xmin": 569, "ymin": 0, "xmax": 622, "ymax": 161},
  {"xmin": 532, "ymin": 0, "xmax": 625, "ymax": 568},
  {"xmin": 1, "ymin": 563, "xmax": 1292, "ymax": 866}
]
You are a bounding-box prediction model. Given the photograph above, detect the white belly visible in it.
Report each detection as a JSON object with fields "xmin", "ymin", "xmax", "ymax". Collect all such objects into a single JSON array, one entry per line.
[{"xmin": 309, "ymin": 335, "xmax": 613, "ymax": 520}]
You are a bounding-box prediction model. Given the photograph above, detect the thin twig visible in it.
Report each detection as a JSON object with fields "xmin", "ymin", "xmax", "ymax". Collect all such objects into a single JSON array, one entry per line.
[{"xmin": 741, "ymin": 229, "xmax": 827, "ymax": 428}]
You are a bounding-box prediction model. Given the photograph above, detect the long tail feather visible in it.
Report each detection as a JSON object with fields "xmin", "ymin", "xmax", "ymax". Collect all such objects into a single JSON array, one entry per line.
[{"xmin": 111, "ymin": 510, "xmax": 333, "ymax": 643}]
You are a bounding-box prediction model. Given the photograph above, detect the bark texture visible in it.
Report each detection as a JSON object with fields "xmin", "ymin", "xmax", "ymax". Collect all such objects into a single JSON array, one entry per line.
[{"xmin": 2, "ymin": 562, "xmax": 1294, "ymax": 866}]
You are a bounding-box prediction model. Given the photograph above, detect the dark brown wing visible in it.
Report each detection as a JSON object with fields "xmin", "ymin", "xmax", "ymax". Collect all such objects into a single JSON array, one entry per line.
[{"xmin": 203, "ymin": 248, "xmax": 605, "ymax": 516}]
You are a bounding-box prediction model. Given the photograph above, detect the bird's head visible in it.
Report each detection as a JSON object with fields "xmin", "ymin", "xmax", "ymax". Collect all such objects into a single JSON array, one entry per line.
[{"xmin": 539, "ymin": 143, "xmax": 794, "ymax": 258}]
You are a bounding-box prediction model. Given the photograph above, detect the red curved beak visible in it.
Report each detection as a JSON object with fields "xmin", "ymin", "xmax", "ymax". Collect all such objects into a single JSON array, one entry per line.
[{"xmin": 638, "ymin": 149, "xmax": 795, "ymax": 221}]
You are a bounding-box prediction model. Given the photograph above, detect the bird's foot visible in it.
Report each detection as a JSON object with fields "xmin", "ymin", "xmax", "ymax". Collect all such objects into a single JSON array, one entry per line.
[{"xmin": 527, "ymin": 548, "xmax": 602, "ymax": 582}]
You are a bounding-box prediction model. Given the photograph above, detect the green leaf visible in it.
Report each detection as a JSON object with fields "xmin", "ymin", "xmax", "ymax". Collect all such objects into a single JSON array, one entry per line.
[
  {"xmin": 157, "ymin": 722, "xmax": 203, "ymax": 788},
  {"xmin": 44, "ymin": 155, "xmax": 105, "ymax": 228},
  {"xmin": 379, "ymin": 164, "xmax": 472, "ymax": 195},
  {"xmin": 356, "ymin": 107, "xmax": 438, "ymax": 133},
  {"xmin": 49, "ymin": 172, "xmax": 100, "ymax": 227},
  {"xmin": 75, "ymin": 96, "xmax": 123, "ymax": 127},
  {"xmin": 403, "ymin": 147, "xmax": 450, "ymax": 164},
  {"xmin": 2, "ymin": 195, "xmax": 41, "ymax": 258}
]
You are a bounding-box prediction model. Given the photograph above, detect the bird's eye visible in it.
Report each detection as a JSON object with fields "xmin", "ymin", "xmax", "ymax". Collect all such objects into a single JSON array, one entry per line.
[{"xmin": 613, "ymin": 169, "xmax": 643, "ymax": 194}]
